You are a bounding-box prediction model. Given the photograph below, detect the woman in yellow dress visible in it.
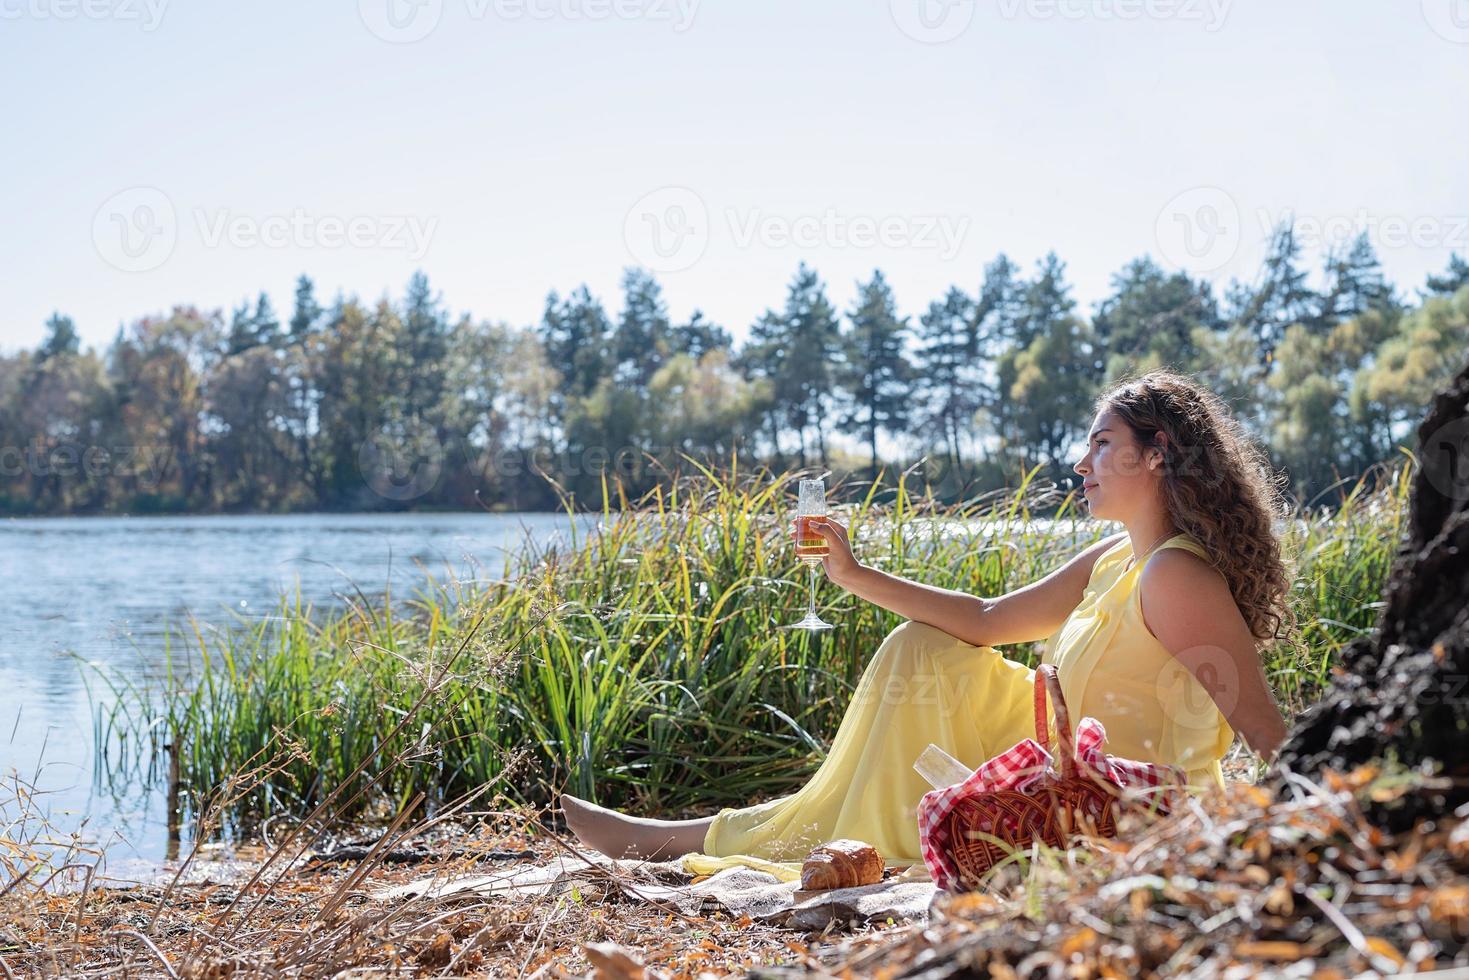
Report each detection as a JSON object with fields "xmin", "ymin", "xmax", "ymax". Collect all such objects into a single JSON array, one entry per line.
[{"xmin": 561, "ymin": 371, "xmax": 1294, "ymax": 869}]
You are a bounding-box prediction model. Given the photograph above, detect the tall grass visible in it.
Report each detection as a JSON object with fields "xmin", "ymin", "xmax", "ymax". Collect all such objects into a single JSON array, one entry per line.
[{"xmin": 94, "ymin": 457, "xmax": 1410, "ymax": 830}]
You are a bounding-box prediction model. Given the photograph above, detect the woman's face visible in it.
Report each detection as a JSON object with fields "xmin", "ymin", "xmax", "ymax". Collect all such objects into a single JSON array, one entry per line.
[{"xmin": 1073, "ymin": 408, "xmax": 1163, "ymax": 522}]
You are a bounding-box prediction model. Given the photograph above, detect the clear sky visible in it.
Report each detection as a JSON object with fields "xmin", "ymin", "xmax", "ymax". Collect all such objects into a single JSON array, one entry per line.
[{"xmin": 3, "ymin": 0, "xmax": 1466, "ymax": 352}]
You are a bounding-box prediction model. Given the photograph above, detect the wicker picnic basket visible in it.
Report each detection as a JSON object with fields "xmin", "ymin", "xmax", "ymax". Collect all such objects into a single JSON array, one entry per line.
[{"xmin": 942, "ymin": 664, "xmax": 1130, "ymax": 885}]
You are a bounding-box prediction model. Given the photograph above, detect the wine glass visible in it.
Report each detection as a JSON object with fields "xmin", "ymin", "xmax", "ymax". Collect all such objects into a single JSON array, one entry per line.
[{"xmin": 785, "ymin": 478, "xmax": 834, "ymax": 631}]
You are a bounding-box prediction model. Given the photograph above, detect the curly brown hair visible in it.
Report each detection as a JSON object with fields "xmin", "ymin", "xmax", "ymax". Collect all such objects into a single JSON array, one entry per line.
[{"xmin": 1096, "ymin": 369, "xmax": 1297, "ymax": 645}]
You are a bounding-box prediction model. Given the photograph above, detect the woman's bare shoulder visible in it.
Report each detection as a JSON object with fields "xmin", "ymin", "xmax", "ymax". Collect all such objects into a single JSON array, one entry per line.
[{"xmin": 1138, "ymin": 546, "xmax": 1241, "ymax": 631}]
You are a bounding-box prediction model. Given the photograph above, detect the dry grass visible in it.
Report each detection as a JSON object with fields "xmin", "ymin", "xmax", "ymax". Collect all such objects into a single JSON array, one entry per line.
[
  {"xmin": 1, "ymin": 805, "xmax": 864, "ymax": 978},
  {"xmin": 784, "ymin": 767, "xmax": 1469, "ymax": 978},
  {"xmin": 7, "ymin": 750, "xmax": 1469, "ymax": 978}
]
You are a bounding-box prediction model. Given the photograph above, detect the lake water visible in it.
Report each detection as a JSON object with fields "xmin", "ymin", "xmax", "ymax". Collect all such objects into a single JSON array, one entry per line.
[{"xmin": 0, "ymin": 511, "xmax": 595, "ymax": 869}]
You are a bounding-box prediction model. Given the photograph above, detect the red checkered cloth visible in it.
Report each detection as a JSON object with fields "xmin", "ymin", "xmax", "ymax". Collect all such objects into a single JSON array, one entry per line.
[{"xmin": 917, "ymin": 714, "xmax": 1187, "ymax": 892}]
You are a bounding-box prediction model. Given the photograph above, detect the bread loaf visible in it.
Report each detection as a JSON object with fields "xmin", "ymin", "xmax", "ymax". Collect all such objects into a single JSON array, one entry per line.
[{"xmin": 799, "ymin": 839, "xmax": 884, "ymax": 891}]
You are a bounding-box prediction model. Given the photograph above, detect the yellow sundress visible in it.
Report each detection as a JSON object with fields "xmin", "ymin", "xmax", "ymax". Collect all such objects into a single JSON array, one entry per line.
[{"xmin": 691, "ymin": 531, "xmax": 1236, "ymax": 874}]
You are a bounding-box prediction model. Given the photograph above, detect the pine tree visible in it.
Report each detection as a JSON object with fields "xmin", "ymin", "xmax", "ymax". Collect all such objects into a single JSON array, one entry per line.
[
  {"xmin": 613, "ymin": 268, "xmax": 673, "ymax": 387},
  {"xmin": 38, "ymin": 313, "xmax": 81, "ymax": 360},
  {"xmin": 786, "ymin": 266, "xmax": 844, "ymax": 463},
  {"xmin": 1318, "ymin": 233, "xmax": 1399, "ymax": 328},
  {"xmin": 969, "ymin": 255, "xmax": 1023, "ymax": 460},
  {"xmin": 1225, "ymin": 220, "xmax": 1317, "ymax": 368},
  {"xmin": 735, "ymin": 264, "xmax": 843, "ymax": 465},
  {"xmin": 988, "ymin": 254, "xmax": 1080, "ymax": 463},
  {"xmin": 1093, "ymin": 257, "xmax": 1220, "ymax": 378},
  {"xmin": 1423, "ymin": 252, "xmax": 1469, "ymax": 298},
  {"xmin": 1009, "ymin": 311, "xmax": 1100, "ymax": 476},
  {"xmin": 1012, "ymin": 252, "xmax": 1074, "ymax": 348},
  {"xmin": 915, "ymin": 286, "xmax": 980, "ymax": 472},
  {"xmin": 539, "ymin": 285, "xmax": 612, "ymax": 405},
  {"xmin": 289, "ymin": 275, "xmax": 323, "ymax": 339},
  {"xmin": 670, "ymin": 310, "xmax": 731, "ymax": 360},
  {"xmin": 973, "ymin": 254, "xmax": 1023, "ymax": 352},
  {"xmin": 225, "ymin": 292, "xmax": 279, "ymax": 355},
  {"xmin": 401, "ymin": 271, "xmax": 450, "ymax": 420},
  {"xmin": 841, "ymin": 270, "xmax": 914, "ymax": 470},
  {"xmin": 736, "ymin": 308, "xmax": 791, "ymax": 462},
  {"xmin": 252, "ymin": 293, "xmax": 280, "ymax": 346}
]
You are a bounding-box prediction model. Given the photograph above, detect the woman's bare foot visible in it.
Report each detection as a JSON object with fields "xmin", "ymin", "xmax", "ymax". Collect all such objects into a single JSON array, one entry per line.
[{"xmin": 560, "ymin": 794, "xmax": 713, "ymax": 861}]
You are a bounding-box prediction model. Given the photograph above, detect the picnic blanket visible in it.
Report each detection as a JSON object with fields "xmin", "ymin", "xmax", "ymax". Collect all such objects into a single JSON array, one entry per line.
[{"xmin": 373, "ymin": 851, "xmax": 939, "ymax": 930}]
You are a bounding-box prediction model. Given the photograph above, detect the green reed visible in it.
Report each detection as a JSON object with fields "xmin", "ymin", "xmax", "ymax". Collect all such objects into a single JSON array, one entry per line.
[{"xmin": 94, "ymin": 456, "xmax": 1410, "ymax": 826}]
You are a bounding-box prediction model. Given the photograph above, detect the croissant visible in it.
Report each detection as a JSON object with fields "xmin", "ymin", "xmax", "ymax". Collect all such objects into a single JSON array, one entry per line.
[{"xmin": 800, "ymin": 839, "xmax": 884, "ymax": 891}]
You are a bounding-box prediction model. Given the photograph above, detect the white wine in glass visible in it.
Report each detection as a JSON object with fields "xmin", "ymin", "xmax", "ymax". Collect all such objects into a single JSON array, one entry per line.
[{"xmin": 785, "ymin": 478, "xmax": 834, "ymax": 631}]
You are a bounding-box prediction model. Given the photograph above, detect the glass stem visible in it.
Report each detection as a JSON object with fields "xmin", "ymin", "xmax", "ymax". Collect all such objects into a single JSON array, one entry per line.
[{"xmin": 807, "ymin": 563, "xmax": 818, "ymax": 621}]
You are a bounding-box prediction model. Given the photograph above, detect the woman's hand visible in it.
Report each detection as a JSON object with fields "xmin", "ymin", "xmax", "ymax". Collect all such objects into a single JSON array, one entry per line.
[{"xmin": 808, "ymin": 516, "xmax": 863, "ymax": 588}]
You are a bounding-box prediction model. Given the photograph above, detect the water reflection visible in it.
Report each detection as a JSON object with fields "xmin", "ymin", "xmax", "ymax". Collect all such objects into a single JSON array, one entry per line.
[{"xmin": 0, "ymin": 511, "xmax": 594, "ymax": 864}]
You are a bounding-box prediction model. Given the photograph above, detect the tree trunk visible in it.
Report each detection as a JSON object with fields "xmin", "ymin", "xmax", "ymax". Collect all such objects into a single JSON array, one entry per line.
[{"xmin": 1271, "ymin": 355, "xmax": 1469, "ymax": 829}]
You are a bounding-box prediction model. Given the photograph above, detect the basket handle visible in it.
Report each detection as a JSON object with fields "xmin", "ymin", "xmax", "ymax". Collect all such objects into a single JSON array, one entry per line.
[{"xmin": 1033, "ymin": 664, "xmax": 1076, "ymax": 779}]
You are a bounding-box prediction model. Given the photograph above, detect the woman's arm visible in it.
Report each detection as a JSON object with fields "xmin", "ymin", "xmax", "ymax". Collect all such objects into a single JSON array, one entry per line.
[
  {"xmin": 809, "ymin": 518, "xmax": 1125, "ymax": 649},
  {"xmin": 832, "ymin": 562, "xmax": 990, "ymax": 647},
  {"xmin": 1140, "ymin": 550, "xmax": 1290, "ymax": 758}
]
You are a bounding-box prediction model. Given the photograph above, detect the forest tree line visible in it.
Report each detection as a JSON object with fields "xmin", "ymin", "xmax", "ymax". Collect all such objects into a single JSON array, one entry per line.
[{"xmin": 3, "ymin": 223, "xmax": 1467, "ymax": 515}]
